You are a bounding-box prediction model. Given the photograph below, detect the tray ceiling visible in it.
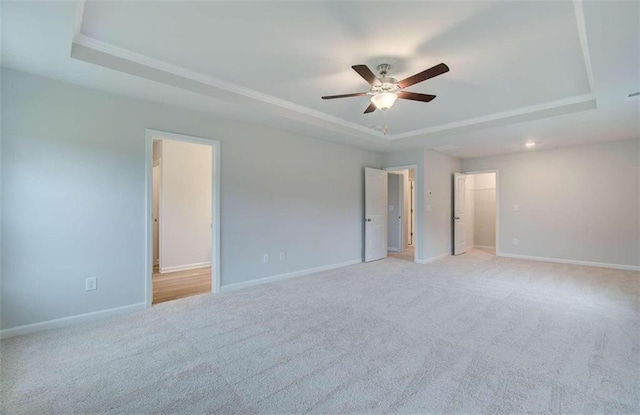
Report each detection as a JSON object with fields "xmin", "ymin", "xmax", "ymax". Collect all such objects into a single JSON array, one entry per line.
[
  {"xmin": 76, "ymin": 1, "xmax": 593, "ymax": 139},
  {"xmin": 2, "ymin": 1, "xmax": 637, "ymax": 156}
]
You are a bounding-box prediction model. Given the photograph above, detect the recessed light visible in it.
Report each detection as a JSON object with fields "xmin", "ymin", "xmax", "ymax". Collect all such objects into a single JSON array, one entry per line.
[{"xmin": 525, "ymin": 142, "xmax": 536, "ymax": 148}]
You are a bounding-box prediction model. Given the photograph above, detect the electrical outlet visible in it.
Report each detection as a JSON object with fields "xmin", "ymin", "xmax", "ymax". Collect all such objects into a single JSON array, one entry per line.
[
  {"xmin": 513, "ymin": 238, "xmax": 519, "ymax": 246},
  {"xmin": 263, "ymin": 254, "xmax": 269, "ymax": 263},
  {"xmin": 86, "ymin": 277, "xmax": 97, "ymax": 291},
  {"xmin": 280, "ymin": 252, "xmax": 285, "ymax": 261},
  {"xmin": 513, "ymin": 204, "xmax": 519, "ymax": 211}
]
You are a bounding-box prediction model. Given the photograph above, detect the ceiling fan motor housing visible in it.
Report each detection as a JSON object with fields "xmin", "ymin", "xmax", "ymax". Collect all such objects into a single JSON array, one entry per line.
[{"xmin": 371, "ymin": 64, "xmax": 400, "ymax": 94}]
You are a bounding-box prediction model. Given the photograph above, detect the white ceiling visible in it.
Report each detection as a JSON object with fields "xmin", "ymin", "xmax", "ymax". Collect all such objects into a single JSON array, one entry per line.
[{"xmin": 2, "ymin": 1, "xmax": 638, "ymax": 158}]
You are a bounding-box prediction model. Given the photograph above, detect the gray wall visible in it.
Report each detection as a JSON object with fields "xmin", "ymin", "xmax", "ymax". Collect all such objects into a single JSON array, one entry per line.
[
  {"xmin": 423, "ymin": 149, "xmax": 462, "ymax": 260},
  {"xmin": 401, "ymin": 171, "xmax": 410, "ymax": 250},
  {"xmin": 387, "ymin": 173, "xmax": 401, "ymax": 251},
  {"xmin": 384, "ymin": 150, "xmax": 425, "ymax": 261},
  {"xmin": 1, "ymin": 69, "xmax": 382, "ymax": 329},
  {"xmin": 464, "ymin": 175, "xmax": 475, "ymax": 250},
  {"xmin": 472, "ymin": 173, "xmax": 496, "ymax": 248},
  {"xmin": 463, "ymin": 139, "xmax": 640, "ymax": 267},
  {"xmin": 384, "ymin": 148, "xmax": 461, "ymax": 261},
  {"xmin": 474, "ymin": 189, "xmax": 496, "ymax": 248},
  {"xmin": 159, "ymin": 139, "xmax": 212, "ymax": 271}
]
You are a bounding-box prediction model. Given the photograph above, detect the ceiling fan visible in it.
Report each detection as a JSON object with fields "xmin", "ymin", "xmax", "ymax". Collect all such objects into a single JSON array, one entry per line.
[{"xmin": 321, "ymin": 62, "xmax": 449, "ymax": 113}]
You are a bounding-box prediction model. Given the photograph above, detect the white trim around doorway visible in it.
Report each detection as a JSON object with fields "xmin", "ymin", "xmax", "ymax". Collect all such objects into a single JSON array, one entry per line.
[
  {"xmin": 385, "ymin": 165, "xmax": 420, "ymax": 263},
  {"xmin": 144, "ymin": 129, "xmax": 221, "ymax": 308}
]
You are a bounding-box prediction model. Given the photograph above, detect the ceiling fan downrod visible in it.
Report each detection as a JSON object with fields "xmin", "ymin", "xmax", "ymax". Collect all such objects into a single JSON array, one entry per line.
[{"xmin": 377, "ymin": 64, "xmax": 391, "ymax": 77}]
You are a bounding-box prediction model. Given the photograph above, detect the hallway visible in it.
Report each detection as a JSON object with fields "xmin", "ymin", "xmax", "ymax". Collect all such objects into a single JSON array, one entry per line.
[{"xmin": 388, "ymin": 245, "xmax": 415, "ymax": 262}]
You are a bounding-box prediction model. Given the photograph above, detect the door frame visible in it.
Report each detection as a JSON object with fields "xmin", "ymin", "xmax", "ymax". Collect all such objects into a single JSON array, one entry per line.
[
  {"xmin": 461, "ymin": 169, "xmax": 500, "ymax": 255},
  {"xmin": 152, "ymin": 160, "xmax": 161, "ymax": 268},
  {"xmin": 452, "ymin": 172, "xmax": 468, "ymax": 255},
  {"xmin": 385, "ymin": 165, "xmax": 420, "ymax": 263},
  {"xmin": 409, "ymin": 179, "xmax": 415, "ymax": 246},
  {"xmin": 387, "ymin": 172, "xmax": 404, "ymax": 252},
  {"xmin": 144, "ymin": 129, "xmax": 221, "ymax": 308}
]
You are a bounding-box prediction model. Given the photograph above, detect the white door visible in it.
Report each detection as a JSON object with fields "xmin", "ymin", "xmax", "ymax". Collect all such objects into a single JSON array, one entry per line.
[
  {"xmin": 453, "ymin": 172, "xmax": 467, "ymax": 255},
  {"xmin": 365, "ymin": 168, "xmax": 388, "ymax": 262},
  {"xmin": 152, "ymin": 164, "xmax": 160, "ymax": 266}
]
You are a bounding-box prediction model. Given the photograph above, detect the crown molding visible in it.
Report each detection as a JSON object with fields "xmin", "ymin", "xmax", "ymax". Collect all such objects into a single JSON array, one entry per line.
[
  {"xmin": 72, "ymin": 0, "xmax": 85, "ymax": 41},
  {"xmin": 387, "ymin": 94, "xmax": 597, "ymax": 140},
  {"xmin": 72, "ymin": 34, "xmax": 390, "ymax": 146},
  {"xmin": 573, "ymin": 0, "xmax": 595, "ymax": 92}
]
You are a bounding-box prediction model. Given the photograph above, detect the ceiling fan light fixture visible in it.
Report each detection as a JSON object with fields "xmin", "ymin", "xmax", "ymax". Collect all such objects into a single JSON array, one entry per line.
[{"xmin": 371, "ymin": 92, "xmax": 398, "ymax": 110}]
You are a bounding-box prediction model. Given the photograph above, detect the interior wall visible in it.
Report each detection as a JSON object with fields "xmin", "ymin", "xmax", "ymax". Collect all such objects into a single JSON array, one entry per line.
[
  {"xmin": 152, "ymin": 139, "xmax": 162, "ymax": 162},
  {"xmin": 401, "ymin": 170, "xmax": 410, "ymax": 251},
  {"xmin": 384, "ymin": 150, "xmax": 425, "ymax": 261},
  {"xmin": 384, "ymin": 149, "xmax": 461, "ymax": 262},
  {"xmin": 159, "ymin": 139, "xmax": 212, "ymax": 271},
  {"xmin": 423, "ymin": 149, "xmax": 462, "ymax": 260},
  {"xmin": 409, "ymin": 177, "xmax": 415, "ymax": 246},
  {"xmin": 463, "ymin": 139, "xmax": 640, "ymax": 268},
  {"xmin": 0, "ymin": 69, "xmax": 383, "ymax": 330},
  {"xmin": 472, "ymin": 173, "xmax": 496, "ymax": 248},
  {"xmin": 407, "ymin": 167, "xmax": 415, "ymax": 247},
  {"xmin": 473, "ymin": 172, "xmax": 496, "ymax": 190},
  {"xmin": 387, "ymin": 173, "xmax": 401, "ymax": 251},
  {"xmin": 464, "ymin": 175, "xmax": 475, "ymax": 250}
]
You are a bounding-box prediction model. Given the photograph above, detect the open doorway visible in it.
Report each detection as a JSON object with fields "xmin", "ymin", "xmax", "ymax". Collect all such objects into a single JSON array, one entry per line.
[
  {"xmin": 145, "ymin": 130, "xmax": 220, "ymax": 307},
  {"xmin": 386, "ymin": 167, "xmax": 416, "ymax": 262},
  {"xmin": 454, "ymin": 171, "xmax": 497, "ymax": 256}
]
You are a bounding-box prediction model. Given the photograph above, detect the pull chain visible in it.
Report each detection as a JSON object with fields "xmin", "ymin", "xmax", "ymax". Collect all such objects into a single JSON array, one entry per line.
[{"xmin": 383, "ymin": 110, "xmax": 389, "ymax": 136}]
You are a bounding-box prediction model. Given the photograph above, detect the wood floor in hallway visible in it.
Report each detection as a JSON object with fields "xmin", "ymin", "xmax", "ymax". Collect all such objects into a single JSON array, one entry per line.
[
  {"xmin": 388, "ymin": 245, "xmax": 415, "ymax": 261},
  {"xmin": 153, "ymin": 266, "xmax": 211, "ymax": 305}
]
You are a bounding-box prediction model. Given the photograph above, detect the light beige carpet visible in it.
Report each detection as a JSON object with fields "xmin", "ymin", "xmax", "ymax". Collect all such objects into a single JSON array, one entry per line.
[{"xmin": 1, "ymin": 250, "xmax": 639, "ymax": 414}]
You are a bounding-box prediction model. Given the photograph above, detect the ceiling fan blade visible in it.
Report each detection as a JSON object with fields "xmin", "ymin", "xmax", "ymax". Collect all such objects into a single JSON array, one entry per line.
[
  {"xmin": 397, "ymin": 63, "xmax": 449, "ymax": 89},
  {"xmin": 352, "ymin": 65, "xmax": 379, "ymax": 85},
  {"xmin": 321, "ymin": 92, "xmax": 369, "ymax": 100},
  {"xmin": 397, "ymin": 91, "xmax": 437, "ymax": 102},
  {"xmin": 364, "ymin": 103, "xmax": 376, "ymax": 113}
]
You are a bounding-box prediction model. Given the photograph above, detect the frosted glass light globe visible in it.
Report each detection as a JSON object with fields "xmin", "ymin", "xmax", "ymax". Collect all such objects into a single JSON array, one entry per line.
[{"xmin": 371, "ymin": 92, "xmax": 398, "ymax": 110}]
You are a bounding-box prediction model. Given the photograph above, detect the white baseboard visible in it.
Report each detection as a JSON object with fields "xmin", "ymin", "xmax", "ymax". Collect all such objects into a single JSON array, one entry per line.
[
  {"xmin": 0, "ymin": 302, "xmax": 146, "ymax": 339},
  {"xmin": 160, "ymin": 261, "xmax": 211, "ymax": 273},
  {"xmin": 415, "ymin": 253, "xmax": 450, "ymax": 264},
  {"xmin": 220, "ymin": 259, "xmax": 362, "ymax": 293},
  {"xmin": 473, "ymin": 245, "xmax": 496, "ymax": 249},
  {"xmin": 498, "ymin": 253, "xmax": 640, "ymax": 271},
  {"xmin": 388, "ymin": 247, "xmax": 400, "ymax": 253}
]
